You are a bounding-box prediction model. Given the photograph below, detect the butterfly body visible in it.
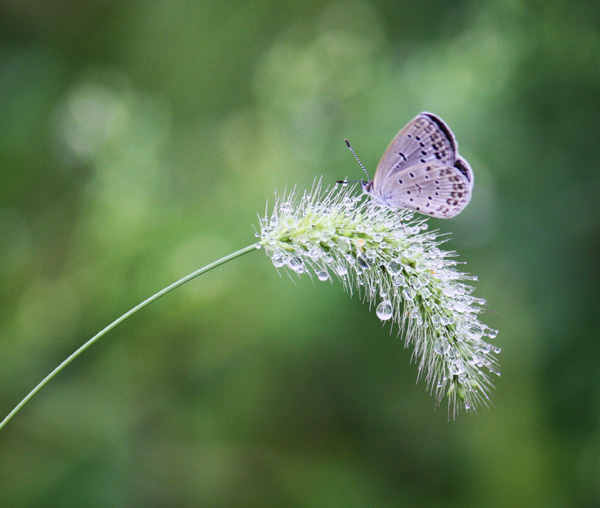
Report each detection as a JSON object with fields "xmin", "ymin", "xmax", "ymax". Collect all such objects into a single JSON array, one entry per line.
[{"xmin": 359, "ymin": 112, "xmax": 473, "ymax": 218}]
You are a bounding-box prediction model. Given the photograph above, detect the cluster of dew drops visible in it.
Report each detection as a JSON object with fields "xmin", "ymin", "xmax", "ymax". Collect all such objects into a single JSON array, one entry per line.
[
  {"xmin": 374, "ymin": 245, "xmax": 501, "ymax": 388},
  {"xmin": 377, "ymin": 233, "xmax": 501, "ymax": 390},
  {"xmin": 257, "ymin": 188, "xmax": 500, "ymax": 399},
  {"xmin": 257, "ymin": 192, "xmax": 428, "ymax": 295}
]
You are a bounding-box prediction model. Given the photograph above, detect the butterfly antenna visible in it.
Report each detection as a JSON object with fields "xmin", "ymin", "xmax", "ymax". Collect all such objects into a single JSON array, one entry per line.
[{"xmin": 344, "ymin": 139, "xmax": 370, "ymax": 179}]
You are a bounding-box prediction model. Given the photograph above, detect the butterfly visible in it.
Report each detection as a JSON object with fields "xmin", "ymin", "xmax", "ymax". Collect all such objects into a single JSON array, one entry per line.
[{"xmin": 341, "ymin": 112, "xmax": 473, "ymax": 218}]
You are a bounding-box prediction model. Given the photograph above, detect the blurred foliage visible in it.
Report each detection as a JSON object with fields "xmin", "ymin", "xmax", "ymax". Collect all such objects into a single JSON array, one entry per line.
[{"xmin": 1, "ymin": 0, "xmax": 599, "ymax": 506}]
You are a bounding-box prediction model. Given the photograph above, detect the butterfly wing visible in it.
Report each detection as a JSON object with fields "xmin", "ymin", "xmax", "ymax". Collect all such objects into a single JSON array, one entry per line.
[
  {"xmin": 377, "ymin": 159, "xmax": 473, "ymax": 218},
  {"xmin": 368, "ymin": 112, "xmax": 473, "ymax": 218},
  {"xmin": 372, "ymin": 112, "xmax": 458, "ymax": 189},
  {"xmin": 454, "ymin": 156, "xmax": 474, "ymax": 191}
]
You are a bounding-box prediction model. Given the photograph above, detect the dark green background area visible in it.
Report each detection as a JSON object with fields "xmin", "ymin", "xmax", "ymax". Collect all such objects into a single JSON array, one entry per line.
[{"xmin": 1, "ymin": 1, "xmax": 599, "ymax": 506}]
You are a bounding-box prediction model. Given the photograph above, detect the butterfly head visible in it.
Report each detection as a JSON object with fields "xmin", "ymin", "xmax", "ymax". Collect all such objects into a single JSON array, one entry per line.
[
  {"xmin": 360, "ymin": 180, "xmax": 373, "ymax": 194},
  {"xmin": 359, "ymin": 180, "xmax": 397, "ymax": 209}
]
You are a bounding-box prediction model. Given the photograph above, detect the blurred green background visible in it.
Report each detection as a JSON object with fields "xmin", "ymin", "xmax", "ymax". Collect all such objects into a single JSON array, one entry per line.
[{"xmin": 1, "ymin": 0, "xmax": 599, "ymax": 506}]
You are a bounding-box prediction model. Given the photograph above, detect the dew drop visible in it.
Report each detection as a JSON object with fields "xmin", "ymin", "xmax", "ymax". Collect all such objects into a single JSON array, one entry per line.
[
  {"xmin": 467, "ymin": 323, "xmax": 484, "ymax": 340},
  {"xmin": 392, "ymin": 274, "xmax": 406, "ymax": 286},
  {"xmin": 376, "ymin": 300, "xmax": 393, "ymax": 321},
  {"xmin": 452, "ymin": 299, "xmax": 467, "ymax": 313},
  {"xmin": 357, "ymin": 255, "xmax": 370, "ymax": 269},
  {"xmin": 337, "ymin": 237, "xmax": 351, "ymax": 252},
  {"xmin": 288, "ymin": 257, "xmax": 303, "ymax": 271},
  {"xmin": 317, "ymin": 270, "xmax": 329, "ymax": 281},
  {"xmin": 434, "ymin": 336, "xmax": 450, "ymax": 355},
  {"xmin": 450, "ymin": 359, "xmax": 465, "ymax": 376},
  {"xmin": 440, "ymin": 314, "xmax": 454, "ymax": 326},
  {"xmin": 335, "ymin": 265, "xmax": 348, "ymax": 277},
  {"xmin": 388, "ymin": 261, "xmax": 401, "ymax": 275},
  {"xmin": 308, "ymin": 247, "xmax": 322, "ymax": 260},
  {"xmin": 402, "ymin": 287, "xmax": 416, "ymax": 301},
  {"xmin": 272, "ymin": 254, "xmax": 284, "ymax": 268}
]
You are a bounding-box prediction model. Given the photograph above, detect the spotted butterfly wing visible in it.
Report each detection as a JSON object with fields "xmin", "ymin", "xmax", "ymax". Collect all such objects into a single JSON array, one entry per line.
[{"xmin": 366, "ymin": 112, "xmax": 473, "ymax": 218}]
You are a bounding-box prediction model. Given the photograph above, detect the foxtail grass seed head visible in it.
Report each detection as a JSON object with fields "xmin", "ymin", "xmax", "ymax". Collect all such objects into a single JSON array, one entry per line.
[{"xmin": 257, "ymin": 180, "xmax": 499, "ymax": 417}]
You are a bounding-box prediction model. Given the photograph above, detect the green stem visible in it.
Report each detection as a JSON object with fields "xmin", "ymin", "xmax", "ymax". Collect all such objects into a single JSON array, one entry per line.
[{"xmin": 0, "ymin": 243, "xmax": 258, "ymax": 432}]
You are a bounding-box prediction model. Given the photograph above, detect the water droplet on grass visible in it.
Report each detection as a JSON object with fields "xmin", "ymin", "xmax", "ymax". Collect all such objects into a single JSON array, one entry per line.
[
  {"xmin": 336, "ymin": 265, "xmax": 348, "ymax": 277},
  {"xmin": 402, "ymin": 287, "xmax": 416, "ymax": 301},
  {"xmin": 317, "ymin": 270, "xmax": 329, "ymax": 281},
  {"xmin": 376, "ymin": 300, "xmax": 393, "ymax": 321},
  {"xmin": 434, "ymin": 337, "xmax": 450, "ymax": 355},
  {"xmin": 357, "ymin": 255, "xmax": 370, "ymax": 269},
  {"xmin": 388, "ymin": 261, "xmax": 401, "ymax": 275}
]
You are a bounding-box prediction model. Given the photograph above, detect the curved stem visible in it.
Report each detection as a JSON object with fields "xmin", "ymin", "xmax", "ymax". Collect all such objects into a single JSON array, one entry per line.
[{"xmin": 0, "ymin": 243, "xmax": 259, "ymax": 432}]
